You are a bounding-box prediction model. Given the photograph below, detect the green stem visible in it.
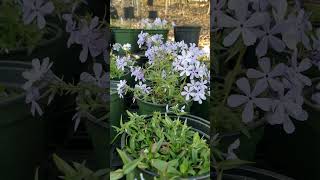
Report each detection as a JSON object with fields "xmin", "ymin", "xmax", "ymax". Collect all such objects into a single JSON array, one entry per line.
[{"xmin": 222, "ymin": 46, "xmax": 247, "ymax": 105}]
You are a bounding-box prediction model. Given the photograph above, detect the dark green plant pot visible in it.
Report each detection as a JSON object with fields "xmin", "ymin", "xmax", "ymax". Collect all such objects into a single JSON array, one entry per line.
[
  {"xmin": 258, "ymin": 77, "xmax": 320, "ymax": 180},
  {"xmin": 113, "ymin": 28, "xmax": 142, "ymax": 53},
  {"xmin": 110, "ymin": 80, "xmax": 125, "ymax": 140},
  {"xmin": 120, "ymin": 113, "xmax": 210, "ymax": 180},
  {"xmin": 219, "ymin": 125, "xmax": 265, "ymax": 161},
  {"xmin": 124, "ymin": 7, "xmax": 135, "ymax": 19},
  {"xmin": 85, "ymin": 119, "xmax": 109, "ymax": 170},
  {"xmin": 110, "ymin": 26, "xmax": 120, "ymax": 45},
  {"xmin": 143, "ymin": 29, "xmax": 169, "ymax": 42},
  {"xmin": 148, "ymin": 10, "xmax": 158, "ymax": 19},
  {"xmin": 190, "ymin": 99, "xmax": 209, "ymax": 119},
  {"xmin": 136, "ymin": 97, "xmax": 191, "ymax": 115},
  {"xmin": 0, "ymin": 23, "xmax": 63, "ymax": 62},
  {"xmin": 213, "ymin": 166, "xmax": 294, "ymax": 180},
  {"xmin": 0, "ymin": 61, "xmax": 46, "ymax": 180},
  {"xmin": 174, "ymin": 25, "xmax": 201, "ymax": 45}
]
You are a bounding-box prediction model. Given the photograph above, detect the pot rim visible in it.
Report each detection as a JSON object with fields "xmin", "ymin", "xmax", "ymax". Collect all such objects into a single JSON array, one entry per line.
[
  {"xmin": 1, "ymin": 23, "xmax": 63, "ymax": 54},
  {"xmin": 120, "ymin": 113, "xmax": 210, "ymax": 179},
  {"xmin": 174, "ymin": 25, "xmax": 202, "ymax": 29}
]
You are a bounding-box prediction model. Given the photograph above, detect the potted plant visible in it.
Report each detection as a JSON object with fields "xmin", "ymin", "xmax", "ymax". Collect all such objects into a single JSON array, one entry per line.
[
  {"xmin": 21, "ymin": 52, "xmax": 109, "ymax": 170},
  {"xmin": 139, "ymin": 18, "xmax": 172, "ymax": 42},
  {"xmin": 111, "ymin": 111, "xmax": 247, "ymax": 180},
  {"xmin": 174, "ymin": 25, "xmax": 201, "ymax": 46},
  {"xmin": 110, "ymin": 19, "xmax": 142, "ymax": 53},
  {"xmin": 0, "ymin": 59, "xmax": 53, "ymax": 180},
  {"xmin": 116, "ymin": 34, "xmax": 210, "ymax": 115}
]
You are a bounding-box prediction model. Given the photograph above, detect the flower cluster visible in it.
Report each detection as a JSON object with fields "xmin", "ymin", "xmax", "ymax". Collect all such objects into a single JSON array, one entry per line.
[
  {"xmin": 139, "ymin": 18, "xmax": 172, "ymax": 29},
  {"xmin": 62, "ymin": 14, "xmax": 107, "ymax": 62},
  {"xmin": 114, "ymin": 32, "xmax": 210, "ymax": 106},
  {"xmin": 214, "ymin": 0, "xmax": 320, "ymax": 133}
]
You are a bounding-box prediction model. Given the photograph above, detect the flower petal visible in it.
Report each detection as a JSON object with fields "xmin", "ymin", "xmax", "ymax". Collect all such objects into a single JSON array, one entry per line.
[
  {"xmin": 247, "ymin": 69, "xmax": 264, "ymax": 78},
  {"xmin": 227, "ymin": 94, "xmax": 248, "ymax": 107},
  {"xmin": 256, "ymin": 36, "xmax": 268, "ymax": 57},
  {"xmin": 242, "ymin": 101, "xmax": 254, "ymax": 123},
  {"xmin": 253, "ymin": 98, "xmax": 271, "ymax": 111},
  {"xmin": 242, "ymin": 28, "xmax": 257, "ymax": 46},
  {"xmin": 236, "ymin": 77, "xmax": 251, "ymax": 96},
  {"xmin": 223, "ymin": 28, "xmax": 241, "ymax": 47},
  {"xmin": 269, "ymin": 36, "xmax": 286, "ymax": 52}
]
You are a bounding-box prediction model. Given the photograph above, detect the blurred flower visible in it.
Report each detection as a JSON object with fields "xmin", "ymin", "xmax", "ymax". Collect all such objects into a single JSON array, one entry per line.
[
  {"xmin": 76, "ymin": 17, "xmax": 107, "ymax": 62},
  {"xmin": 247, "ymin": 57, "xmax": 285, "ymax": 91},
  {"xmin": 117, "ymin": 80, "xmax": 127, "ymax": 98},
  {"xmin": 135, "ymin": 82, "xmax": 151, "ymax": 94},
  {"xmin": 22, "ymin": 57, "xmax": 53, "ymax": 90},
  {"xmin": 122, "ymin": 43, "xmax": 131, "ymax": 51},
  {"xmin": 112, "ymin": 43, "xmax": 122, "ymax": 52},
  {"xmin": 181, "ymin": 86, "xmax": 195, "ymax": 101},
  {"xmin": 80, "ymin": 63, "xmax": 108, "ymax": 88},
  {"xmin": 226, "ymin": 139, "xmax": 240, "ymax": 160},
  {"xmin": 130, "ymin": 66, "xmax": 145, "ymax": 82},
  {"xmin": 22, "ymin": 0, "xmax": 55, "ymax": 29},
  {"xmin": 62, "ymin": 14, "xmax": 79, "ymax": 47},
  {"xmin": 25, "ymin": 87, "xmax": 43, "ymax": 116},
  {"xmin": 218, "ymin": 0, "xmax": 268, "ymax": 46},
  {"xmin": 228, "ymin": 78, "xmax": 272, "ymax": 123}
]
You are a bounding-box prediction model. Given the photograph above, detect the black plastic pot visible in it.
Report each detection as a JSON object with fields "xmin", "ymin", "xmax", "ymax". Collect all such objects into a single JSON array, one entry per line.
[
  {"xmin": 124, "ymin": 7, "xmax": 135, "ymax": 19},
  {"xmin": 215, "ymin": 166, "xmax": 294, "ymax": 180},
  {"xmin": 148, "ymin": 10, "xmax": 158, "ymax": 19},
  {"xmin": 120, "ymin": 113, "xmax": 210, "ymax": 179},
  {"xmin": 174, "ymin": 25, "xmax": 201, "ymax": 45},
  {"xmin": 0, "ymin": 61, "xmax": 46, "ymax": 180},
  {"xmin": 85, "ymin": 118, "xmax": 109, "ymax": 170},
  {"xmin": 147, "ymin": 0, "xmax": 153, "ymax": 6},
  {"xmin": 256, "ymin": 77, "xmax": 320, "ymax": 180}
]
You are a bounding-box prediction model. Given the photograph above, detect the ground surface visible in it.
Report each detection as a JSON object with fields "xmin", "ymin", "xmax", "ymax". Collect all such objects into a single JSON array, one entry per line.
[{"xmin": 111, "ymin": 0, "xmax": 210, "ymax": 48}]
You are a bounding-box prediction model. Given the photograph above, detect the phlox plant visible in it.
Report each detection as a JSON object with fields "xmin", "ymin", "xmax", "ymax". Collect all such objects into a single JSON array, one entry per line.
[
  {"xmin": 114, "ymin": 32, "xmax": 210, "ymax": 106},
  {"xmin": 212, "ymin": 0, "xmax": 320, "ymax": 134},
  {"xmin": 110, "ymin": 111, "xmax": 245, "ymax": 180}
]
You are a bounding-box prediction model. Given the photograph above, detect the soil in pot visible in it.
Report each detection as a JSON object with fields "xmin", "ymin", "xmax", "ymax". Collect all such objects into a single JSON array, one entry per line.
[
  {"xmin": 174, "ymin": 25, "xmax": 201, "ymax": 45},
  {"xmin": 113, "ymin": 28, "xmax": 142, "ymax": 53},
  {"xmin": 120, "ymin": 113, "xmax": 210, "ymax": 180},
  {"xmin": 0, "ymin": 61, "xmax": 46, "ymax": 180}
]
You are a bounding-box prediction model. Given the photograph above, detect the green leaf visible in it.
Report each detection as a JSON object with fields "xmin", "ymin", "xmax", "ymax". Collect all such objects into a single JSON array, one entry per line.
[
  {"xmin": 123, "ymin": 158, "xmax": 143, "ymax": 174},
  {"xmin": 52, "ymin": 154, "xmax": 76, "ymax": 176},
  {"xmin": 179, "ymin": 158, "xmax": 189, "ymax": 175},
  {"xmin": 110, "ymin": 169, "xmax": 124, "ymax": 180},
  {"xmin": 116, "ymin": 149, "xmax": 131, "ymax": 164},
  {"xmin": 151, "ymin": 159, "xmax": 168, "ymax": 173}
]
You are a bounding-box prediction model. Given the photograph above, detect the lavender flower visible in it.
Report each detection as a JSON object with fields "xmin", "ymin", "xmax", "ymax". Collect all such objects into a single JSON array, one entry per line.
[
  {"xmin": 135, "ymin": 82, "xmax": 151, "ymax": 94},
  {"xmin": 226, "ymin": 139, "xmax": 240, "ymax": 160},
  {"xmin": 122, "ymin": 43, "xmax": 131, "ymax": 51},
  {"xmin": 80, "ymin": 63, "xmax": 108, "ymax": 88},
  {"xmin": 117, "ymin": 80, "xmax": 127, "ymax": 98},
  {"xmin": 130, "ymin": 67, "xmax": 145, "ymax": 82},
  {"xmin": 181, "ymin": 86, "xmax": 195, "ymax": 101},
  {"xmin": 22, "ymin": 0, "xmax": 55, "ymax": 29},
  {"xmin": 217, "ymin": 0, "xmax": 268, "ymax": 46},
  {"xmin": 247, "ymin": 57, "xmax": 285, "ymax": 91},
  {"xmin": 76, "ymin": 17, "xmax": 107, "ymax": 63},
  {"xmin": 255, "ymin": 21, "xmax": 286, "ymax": 57},
  {"xmin": 266, "ymin": 88, "xmax": 308, "ymax": 133},
  {"xmin": 228, "ymin": 78, "xmax": 272, "ymax": 123},
  {"xmin": 62, "ymin": 14, "xmax": 78, "ymax": 47},
  {"xmin": 112, "ymin": 43, "xmax": 122, "ymax": 52},
  {"xmin": 22, "ymin": 57, "xmax": 53, "ymax": 90},
  {"xmin": 285, "ymin": 50, "xmax": 312, "ymax": 87},
  {"xmin": 25, "ymin": 87, "xmax": 43, "ymax": 116}
]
